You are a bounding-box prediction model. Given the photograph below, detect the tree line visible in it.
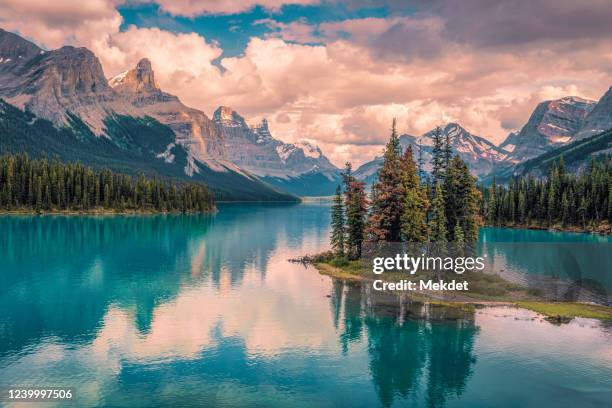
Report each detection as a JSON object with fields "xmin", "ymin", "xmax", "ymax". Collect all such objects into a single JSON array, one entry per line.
[
  {"xmin": 330, "ymin": 120, "xmax": 481, "ymax": 260},
  {"xmin": 0, "ymin": 154, "xmax": 214, "ymax": 213},
  {"xmin": 484, "ymin": 156, "xmax": 611, "ymax": 229}
]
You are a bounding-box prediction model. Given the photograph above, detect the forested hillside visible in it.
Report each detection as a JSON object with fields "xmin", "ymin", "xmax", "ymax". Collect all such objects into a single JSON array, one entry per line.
[
  {"xmin": 0, "ymin": 154, "xmax": 214, "ymax": 213},
  {"xmin": 484, "ymin": 157, "xmax": 611, "ymax": 232}
]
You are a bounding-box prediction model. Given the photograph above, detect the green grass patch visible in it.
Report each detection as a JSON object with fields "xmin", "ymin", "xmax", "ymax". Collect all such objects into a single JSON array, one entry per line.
[{"xmin": 517, "ymin": 302, "xmax": 612, "ymax": 320}]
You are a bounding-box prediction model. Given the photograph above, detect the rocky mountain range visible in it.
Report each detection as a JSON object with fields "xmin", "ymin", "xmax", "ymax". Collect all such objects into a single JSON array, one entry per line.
[
  {"xmin": 0, "ymin": 28, "xmax": 338, "ymax": 198},
  {"xmin": 213, "ymin": 106, "xmax": 341, "ymax": 195},
  {"xmin": 357, "ymin": 89, "xmax": 612, "ymax": 185},
  {"xmin": 1, "ymin": 27, "xmax": 611, "ymax": 196},
  {"xmin": 354, "ymin": 123, "xmax": 509, "ymax": 184}
]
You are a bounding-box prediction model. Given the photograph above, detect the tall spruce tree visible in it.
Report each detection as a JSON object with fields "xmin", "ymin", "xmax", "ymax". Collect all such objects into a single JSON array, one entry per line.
[
  {"xmin": 400, "ymin": 145, "xmax": 429, "ymax": 242},
  {"xmin": 367, "ymin": 119, "xmax": 405, "ymax": 242},
  {"xmin": 417, "ymin": 140, "xmax": 425, "ymax": 181},
  {"xmin": 453, "ymin": 221, "xmax": 465, "ymax": 256},
  {"xmin": 487, "ymin": 177, "xmax": 497, "ymax": 225},
  {"xmin": 330, "ymin": 185, "xmax": 346, "ymax": 257},
  {"xmin": 431, "ymin": 126, "xmax": 445, "ymax": 184},
  {"xmin": 428, "ymin": 182, "xmax": 447, "ymax": 243},
  {"xmin": 457, "ymin": 157, "xmax": 480, "ymax": 243},
  {"xmin": 443, "ymin": 130, "xmax": 453, "ymax": 171},
  {"xmin": 345, "ymin": 179, "xmax": 368, "ymax": 259}
]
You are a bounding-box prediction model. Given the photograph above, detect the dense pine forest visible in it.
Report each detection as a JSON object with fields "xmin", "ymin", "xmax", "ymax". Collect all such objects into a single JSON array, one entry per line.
[
  {"xmin": 0, "ymin": 154, "xmax": 214, "ymax": 213},
  {"xmin": 484, "ymin": 157, "xmax": 611, "ymax": 232},
  {"xmin": 330, "ymin": 120, "xmax": 480, "ymax": 260}
]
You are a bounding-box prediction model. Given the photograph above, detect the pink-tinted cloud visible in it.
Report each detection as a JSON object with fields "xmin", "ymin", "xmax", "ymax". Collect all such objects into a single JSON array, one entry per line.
[
  {"xmin": 0, "ymin": 0, "xmax": 122, "ymax": 49},
  {"xmin": 150, "ymin": 0, "xmax": 319, "ymax": 16},
  {"xmin": 255, "ymin": 18, "xmax": 321, "ymax": 43}
]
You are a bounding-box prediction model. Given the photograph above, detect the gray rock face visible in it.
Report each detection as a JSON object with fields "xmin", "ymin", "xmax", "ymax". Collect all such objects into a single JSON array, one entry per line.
[
  {"xmin": 213, "ymin": 106, "xmax": 338, "ymax": 179},
  {"xmin": 506, "ymin": 96, "xmax": 595, "ymax": 161},
  {"xmin": 0, "ymin": 29, "xmax": 336, "ymax": 191},
  {"xmin": 0, "ymin": 34, "xmax": 123, "ymax": 130},
  {"xmin": 0, "ymin": 28, "xmax": 41, "ymax": 61},
  {"xmin": 109, "ymin": 58, "xmax": 226, "ymax": 166},
  {"xmin": 499, "ymin": 131, "xmax": 519, "ymax": 153},
  {"xmin": 0, "ymin": 28, "xmax": 43, "ymax": 93},
  {"xmin": 573, "ymin": 87, "xmax": 612, "ymax": 140}
]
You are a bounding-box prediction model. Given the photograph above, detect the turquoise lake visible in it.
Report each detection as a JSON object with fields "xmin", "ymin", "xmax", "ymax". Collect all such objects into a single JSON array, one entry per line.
[{"xmin": 0, "ymin": 203, "xmax": 611, "ymax": 407}]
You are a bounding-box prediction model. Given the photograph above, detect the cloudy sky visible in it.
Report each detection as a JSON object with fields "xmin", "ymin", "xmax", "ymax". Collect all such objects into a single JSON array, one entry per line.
[{"xmin": 1, "ymin": 0, "xmax": 611, "ymax": 166}]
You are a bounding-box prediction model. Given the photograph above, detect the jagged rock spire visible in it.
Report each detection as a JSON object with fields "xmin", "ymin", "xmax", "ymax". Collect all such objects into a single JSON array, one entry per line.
[{"xmin": 109, "ymin": 58, "xmax": 159, "ymax": 93}]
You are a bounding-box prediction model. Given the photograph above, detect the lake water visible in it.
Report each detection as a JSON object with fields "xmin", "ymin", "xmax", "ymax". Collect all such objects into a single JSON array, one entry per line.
[{"xmin": 0, "ymin": 204, "xmax": 611, "ymax": 407}]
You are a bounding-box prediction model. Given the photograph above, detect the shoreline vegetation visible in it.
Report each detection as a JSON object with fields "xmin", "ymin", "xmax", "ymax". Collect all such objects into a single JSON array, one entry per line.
[
  {"xmin": 0, "ymin": 208, "xmax": 217, "ymax": 215},
  {"xmin": 0, "ymin": 154, "xmax": 215, "ymax": 214},
  {"xmin": 290, "ymin": 254, "xmax": 612, "ymax": 322},
  {"xmin": 301, "ymin": 119, "xmax": 612, "ymax": 323}
]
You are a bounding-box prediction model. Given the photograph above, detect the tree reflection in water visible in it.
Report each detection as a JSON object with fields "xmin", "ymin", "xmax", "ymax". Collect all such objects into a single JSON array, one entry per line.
[{"xmin": 330, "ymin": 279, "xmax": 478, "ymax": 407}]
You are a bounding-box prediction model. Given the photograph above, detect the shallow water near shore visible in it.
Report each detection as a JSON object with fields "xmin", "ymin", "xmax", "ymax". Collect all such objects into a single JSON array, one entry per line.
[{"xmin": 0, "ymin": 203, "xmax": 610, "ymax": 407}]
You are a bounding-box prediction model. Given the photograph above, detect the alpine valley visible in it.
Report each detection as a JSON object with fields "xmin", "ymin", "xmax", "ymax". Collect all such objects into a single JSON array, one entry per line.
[{"xmin": 1, "ymin": 27, "xmax": 611, "ymax": 198}]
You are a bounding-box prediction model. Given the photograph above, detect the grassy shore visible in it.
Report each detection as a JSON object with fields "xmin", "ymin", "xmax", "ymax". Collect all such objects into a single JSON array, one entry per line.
[
  {"xmin": 306, "ymin": 256, "xmax": 612, "ymax": 322},
  {"xmin": 516, "ymin": 302, "xmax": 612, "ymax": 320}
]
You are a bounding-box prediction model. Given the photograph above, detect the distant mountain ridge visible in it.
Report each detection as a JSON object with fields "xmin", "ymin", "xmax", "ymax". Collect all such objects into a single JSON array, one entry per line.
[
  {"xmin": 213, "ymin": 106, "xmax": 342, "ymax": 196},
  {"xmin": 490, "ymin": 90, "xmax": 612, "ymax": 183},
  {"xmin": 355, "ymin": 123, "xmax": 509, "ymax": 183},
  {"xmin": 0, "ymin": 28, "xmax": 295, "ymax": 201},
  {"xmin": 500, "ymin": 96, "xmax": 595, "ymax": 162}
]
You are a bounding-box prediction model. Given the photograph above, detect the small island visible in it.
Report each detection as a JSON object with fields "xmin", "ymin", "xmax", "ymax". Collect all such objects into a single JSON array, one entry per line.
[
  {"xmin": 0, "ymin": 154, "xmax": 215, "ymax": 214},
  {"xmin": 302, "ymin": 120, "xmax": 612, "ymax": 322}
]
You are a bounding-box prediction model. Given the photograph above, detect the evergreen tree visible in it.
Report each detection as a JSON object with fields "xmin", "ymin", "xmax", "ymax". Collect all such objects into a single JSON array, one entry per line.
[
  {"xmin": 431, "ymin": 126, "xmax": 445, "ymax": 184},
  {"xmin": 428, "ymin": 182, "xmax": 447, "ymax": 243},
  {"xmin": 453, "ymin": 221, "xmax": 465, "ymax": 257},
  {"xmin": 400, "ymin": 146, "xmax": 429, "ymax": 242},
  {"xmin": 330, "ymin": 185, "xmax": 346, "ymax": 257},
  {"xmin": 487, "ymin": 177, "xmax": 497, "ymax": 225},
  {"xmin": 367, "ymin": 119, "xmax": 404, "ymax": 241},
  {"xmin": 443, "ymin": 130, "xmax": 452, "ymax": 171},
  {"xmin": 345, "ymin": 180, "xmax": 368, "ymax": 259},
  {"xmin": 417, "ymin": 140, "xmax": 425, "ymax": 181}
]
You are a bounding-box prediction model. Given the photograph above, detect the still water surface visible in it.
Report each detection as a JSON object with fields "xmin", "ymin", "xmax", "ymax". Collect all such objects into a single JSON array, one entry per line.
[{"xmin": 0, "ymin": 203, "xmax": 610, "ymax": 407}]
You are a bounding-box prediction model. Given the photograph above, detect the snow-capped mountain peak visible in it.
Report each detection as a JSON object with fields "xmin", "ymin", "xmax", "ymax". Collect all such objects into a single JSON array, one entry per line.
[{"xmin": 355, "ymin": 122, "xmax": 509, "ymax": 182}]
